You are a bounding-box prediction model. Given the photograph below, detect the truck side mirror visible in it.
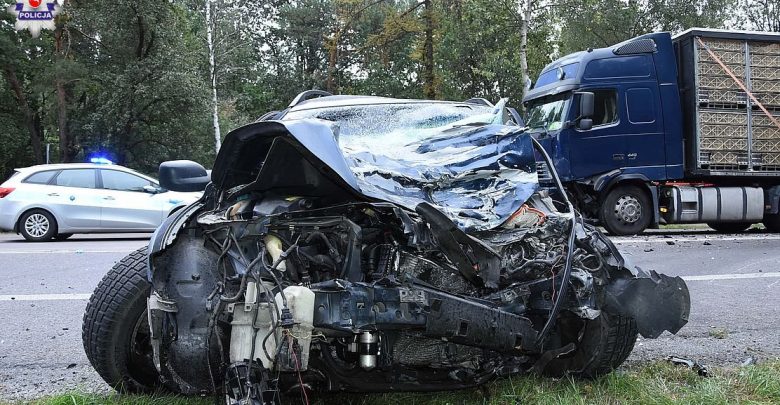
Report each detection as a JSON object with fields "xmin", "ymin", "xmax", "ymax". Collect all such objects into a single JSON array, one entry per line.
[
  {"xmin": 577, "ymin": 91, "xmax": 595, "ymax": 118},
  {"xmin": 159, "ymin": 160, "xmax": 210, "ymax": 192},
  {"xmin": 578, "ymin": 118, "xmax": 593, "ymax": 131}
]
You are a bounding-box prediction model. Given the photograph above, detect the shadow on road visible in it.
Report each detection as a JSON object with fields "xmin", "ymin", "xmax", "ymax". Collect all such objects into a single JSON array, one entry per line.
[{"xmin": 0, "ymin": 234, "xmax": 151, "ymax": 244}]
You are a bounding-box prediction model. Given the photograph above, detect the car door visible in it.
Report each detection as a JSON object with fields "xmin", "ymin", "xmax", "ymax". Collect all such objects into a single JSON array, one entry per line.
[
  {"xmin": 98, "ymin": 169, "xmax": 163, "ymax": 230},
  {"xmin": 47, "ymin": 169, "xmax": 103, "ymax": 229}
]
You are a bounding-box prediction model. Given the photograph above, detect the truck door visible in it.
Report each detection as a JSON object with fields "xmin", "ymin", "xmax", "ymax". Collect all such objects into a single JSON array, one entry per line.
[
  {"xmin": 624, "ymin": 85, "xmax": 666, "ymax": 168},
  {"xmin": 569, "ymin": 89, "xmax": 624, "ymax": 178},
  {"xmin": 570, "ymin": 85, "xmax": 665, "ymax": 179}
]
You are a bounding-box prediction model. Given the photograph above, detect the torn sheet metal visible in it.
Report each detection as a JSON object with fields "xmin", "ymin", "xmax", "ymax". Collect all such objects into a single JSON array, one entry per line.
[
  {"xmin": 344, "ymin": 123, "xmax": 538, "ymax": 231},
  {"xmin": 604, "ymin": 268, "xmax": 691, "ymax": 338},
  {"xmin": 212, "ymin": 120, "xmax": 539, "ymax": 231}
]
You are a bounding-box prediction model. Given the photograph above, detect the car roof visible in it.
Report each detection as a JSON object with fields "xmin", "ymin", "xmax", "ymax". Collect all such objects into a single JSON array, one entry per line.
[
  {"xmin": 14, "ymin": 163, "xmax": 156, "ymax": 181},
  {"xmin": 288, "ymin": 95, "xmax": 479, "ymax": 112},
  {"xmin": 16, "ymin": 163, "xmax": 133, "ymax": 171}
]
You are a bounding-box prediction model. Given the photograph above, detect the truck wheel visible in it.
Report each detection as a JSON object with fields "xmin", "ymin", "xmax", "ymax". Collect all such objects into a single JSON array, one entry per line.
[
  {"xmin": 707, "ymin": 222, "xmax": 752, "ymax": 233},
  {"xmin": 18, "ymin": 209, "xmax": 57, "ymax": 241},
  {"xmin": 82, "ymin": 247, "xmax": 163, "ymax": 393},
  {"xmin": 544, "ymin": 313, "xmax": 638, "ymax": 378},
  {"xmin": 600, "ymin": 185, "xmax": 651, "ymax": 236},
  {"xmin": 763, "ymin": 213, "xmax": 780, "ymax": 233}
]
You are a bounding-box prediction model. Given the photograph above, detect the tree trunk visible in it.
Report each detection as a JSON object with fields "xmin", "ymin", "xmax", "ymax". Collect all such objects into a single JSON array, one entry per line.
[
  {"xmin": 55, "ymin": 80, "xmax": 72, "ymax": 162},
  {"xmin": 205, "ymin": 0, "xmax": 222, "ymax": 154},
  {"xmin": 54, "ymin": 3, "xmax": 75, "ymax": 162},
  {"xmin": 519, "ymin": 0, "xmax": 532, "ymax": 103},
  {"xmin": 422, "ymin": 0, "xmax": 436, "ymax": 99},
  {"xmin": 3, "ymin": 67, "xmax": 43, "ymax": 164},
  {"xmin": 326, "ymin": 33, "xmax": 339, "ymax": 94}
]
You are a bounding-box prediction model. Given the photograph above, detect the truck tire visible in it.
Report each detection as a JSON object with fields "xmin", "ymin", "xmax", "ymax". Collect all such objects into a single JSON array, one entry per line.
[
  {"xmin": 82, "ymin": 247, "xmax": 162, "ymax": 393},
  {"xmin": 600, "ymin": 185, "xmax": 652, "ymax": 236},
  {"xmin": 707, "ymin": 222, "xmax": 752, "ymax": 233},
  {"xmin": 545, "ymin": 313, "xmax": 638, "ymax": 378},
  {"xmin": 763, "ymin": 213, "xmax": 780, "ymax": 233}
]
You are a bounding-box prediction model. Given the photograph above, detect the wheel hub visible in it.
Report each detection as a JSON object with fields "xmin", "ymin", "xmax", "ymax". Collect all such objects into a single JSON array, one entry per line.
[
  {"xmin": 614, "ymin": 195, "xmax": 642, "ymax": 224},
  {"xmin": 24, "ymin": 214, "xmax": 49, "ymax": 237}
]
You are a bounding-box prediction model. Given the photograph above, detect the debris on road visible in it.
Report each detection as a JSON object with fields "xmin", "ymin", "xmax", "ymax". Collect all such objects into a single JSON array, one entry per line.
[{"xmin": 666, "ymin": 355, "xmax": 710, "ymax": 377}]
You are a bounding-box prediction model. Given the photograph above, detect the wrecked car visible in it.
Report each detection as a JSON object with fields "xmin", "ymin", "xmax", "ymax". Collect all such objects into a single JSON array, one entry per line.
[{"xmin": 82, "ymin": 93, "xmax": 690, "ymax": 403}]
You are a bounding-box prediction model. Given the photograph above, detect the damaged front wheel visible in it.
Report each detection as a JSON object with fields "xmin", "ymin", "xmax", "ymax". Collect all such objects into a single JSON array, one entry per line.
[
  {"xmin": 82, "ymin": 247, "xmax": 163, "ymax": 393},
  {"xmin": 544, "ymin": 312, "xmax": 638, "ymax": 378}
]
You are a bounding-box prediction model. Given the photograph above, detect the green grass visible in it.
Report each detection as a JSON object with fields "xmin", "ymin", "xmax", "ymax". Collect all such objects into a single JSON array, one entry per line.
[
  {"xmin": 23, "ymin": 360, "xmax": 780, "ymax": 405},
  {"xmin": 708, "ymin": 328, "xmax": 729, "ymax": 339}
]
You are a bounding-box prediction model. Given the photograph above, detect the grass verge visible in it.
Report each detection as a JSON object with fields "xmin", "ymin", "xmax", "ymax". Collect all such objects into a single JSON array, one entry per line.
[{"xmin": 26, "ymin": 360, "xmax": 780, "ymax": 405}]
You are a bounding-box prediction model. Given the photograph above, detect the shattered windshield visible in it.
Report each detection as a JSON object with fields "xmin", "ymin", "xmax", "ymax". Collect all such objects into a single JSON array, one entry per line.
[
  {"xmin": 277, "ymin": 102, "xmax": 538, "ymax": 231},
  {"xmin": 525, "ymin": 93, "xmax": 570, "ymax": 132},
  {"xmin": 284, "ymin": 102, "xmax": 498, "ymax": 150}
]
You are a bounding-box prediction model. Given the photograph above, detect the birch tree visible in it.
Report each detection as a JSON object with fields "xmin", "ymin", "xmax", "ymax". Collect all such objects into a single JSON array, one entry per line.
[
  {"xmin": 205, "ymin": 0, "xmax": 221, "ymax": 153},
  {"xmin": 518, "ymin": 0, "xmax": 533, "ymax": 102}
]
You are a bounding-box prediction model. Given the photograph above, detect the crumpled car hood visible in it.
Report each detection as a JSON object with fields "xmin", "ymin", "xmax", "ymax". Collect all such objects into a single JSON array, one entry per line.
[{"xmin": 211, "ymin": 119, "xmax": 538, "ymax": 231}]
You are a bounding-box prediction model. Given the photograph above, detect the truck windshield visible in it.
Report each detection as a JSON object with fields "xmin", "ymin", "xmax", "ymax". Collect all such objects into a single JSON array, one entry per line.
[{"xmin": 525, "ymin": 93, "xmax": 570, "ymax": 133}]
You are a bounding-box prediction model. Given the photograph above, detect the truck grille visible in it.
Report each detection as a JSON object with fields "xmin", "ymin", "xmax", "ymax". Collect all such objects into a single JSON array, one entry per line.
[{"xmin": 536, "ymin": 162, "xmax": 553, "ymax": 183}]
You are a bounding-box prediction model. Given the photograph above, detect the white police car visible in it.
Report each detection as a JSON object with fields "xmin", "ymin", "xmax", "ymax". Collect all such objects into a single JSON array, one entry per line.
[{"xmin": 0, "ymin": 162, "xmax": 202, "ymax": 241}]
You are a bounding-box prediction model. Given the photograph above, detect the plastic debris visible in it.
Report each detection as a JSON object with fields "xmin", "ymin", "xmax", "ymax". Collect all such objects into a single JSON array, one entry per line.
[{"xmin": 666, "ymin": 355, "xmax": 710, "ymax": 377}]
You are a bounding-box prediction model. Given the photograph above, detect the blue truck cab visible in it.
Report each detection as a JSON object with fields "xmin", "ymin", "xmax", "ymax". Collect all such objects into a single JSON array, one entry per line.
[{"xmin": 524, "ymin": 29, "xmax": 780, "ymax": 235}]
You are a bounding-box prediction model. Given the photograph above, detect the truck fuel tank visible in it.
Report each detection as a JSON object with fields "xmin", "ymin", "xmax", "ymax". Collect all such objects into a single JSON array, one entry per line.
[{"xmin": 661, "ymin": 186, "xmax": 764, "ymax": 223}]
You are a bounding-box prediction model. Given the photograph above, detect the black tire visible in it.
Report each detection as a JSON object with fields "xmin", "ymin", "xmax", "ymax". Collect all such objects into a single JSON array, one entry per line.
[
  {"xmin": 600, "ymin": 185, "xmax": 652, "ymax": 236},
  {"xmin": 54, "ymin": 233, "xmax": 74, "ymax": 241},
  {"xmin": 763, "ymin": 213, "xmax": 780, "ymax": 233},
  {"xmin": 18, "ymin": 209, "xmax": 57, "ymax": 242},
  {"xmin": 545, "ymin": 313, "xmax": 638, "ymax": 378},
  {"xmin": 707, "ymin": 222, "xmax": 752, "ymax": 233},
  {"xmin": 82, "ymin": 247, "xmax": 163, "ymax": 393}
]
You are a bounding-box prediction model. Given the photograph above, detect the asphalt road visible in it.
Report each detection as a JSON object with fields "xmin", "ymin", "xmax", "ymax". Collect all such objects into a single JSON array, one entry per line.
[{"xmin": 1, "ymin": 229, "xmax": 779, "ymax": 401}]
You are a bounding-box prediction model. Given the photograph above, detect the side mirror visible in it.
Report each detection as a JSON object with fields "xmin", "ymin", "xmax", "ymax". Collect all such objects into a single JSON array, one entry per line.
[
  {"xmin": 142, "ymin": 185, "xmax": 161, "ymax": 194},
  {"xmin": 158, "ymin": 160, "xmax": 210, "ymax": 192},
  {"xmin": 578, "ymin": 118, "xmax": 593, "ymax": 131},
  {"xmin": 577, "ymin": 91, "xmax": 595, "ymax": 119}
]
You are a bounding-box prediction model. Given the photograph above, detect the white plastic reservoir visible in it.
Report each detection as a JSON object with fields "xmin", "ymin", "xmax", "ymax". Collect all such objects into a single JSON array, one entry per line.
[{"xmin": 273, "ymin": 286, "xmax": 315, "ymax": 370}]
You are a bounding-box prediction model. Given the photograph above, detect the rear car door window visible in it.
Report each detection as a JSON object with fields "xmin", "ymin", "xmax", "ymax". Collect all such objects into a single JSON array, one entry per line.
[
  {"xmin": 23, "ymin": 170, "xmax": 58, "ymax": 184},
  {"xmin": 101, "ymin": 170, "xmax": 152, "ymax": 192},
  {"xmin": 53, "ymin": 169, "xmax": 96, "ymax": 188}
]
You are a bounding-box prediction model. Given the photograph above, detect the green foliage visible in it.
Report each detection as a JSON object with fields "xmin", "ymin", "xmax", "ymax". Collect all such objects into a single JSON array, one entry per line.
[
  {"xmin": 0, "ymin": 0, "xmax": 739, "ymax": 179},
  {"xmin": 557, "ymin": 0, "xmax": 736, "ymax": 54}
]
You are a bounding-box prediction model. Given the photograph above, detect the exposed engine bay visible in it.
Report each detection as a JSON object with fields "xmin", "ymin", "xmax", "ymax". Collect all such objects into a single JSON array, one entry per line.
[{"xmin": 144, "ymin": 119, "xmax": 690, "ymax": 404}]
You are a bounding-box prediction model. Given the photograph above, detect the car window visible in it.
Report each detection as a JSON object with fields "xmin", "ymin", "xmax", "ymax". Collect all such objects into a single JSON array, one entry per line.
[
  {"xmin": 101, "ymin": 170, "xmax": 152, "ymax": 192},
  {"xmin": 53, "ymin": 169, "xmax": 96, "ymax": 188},
  {"xmin": 23, "ymin": 170, "xmax": 58, "ymax": 185}
]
